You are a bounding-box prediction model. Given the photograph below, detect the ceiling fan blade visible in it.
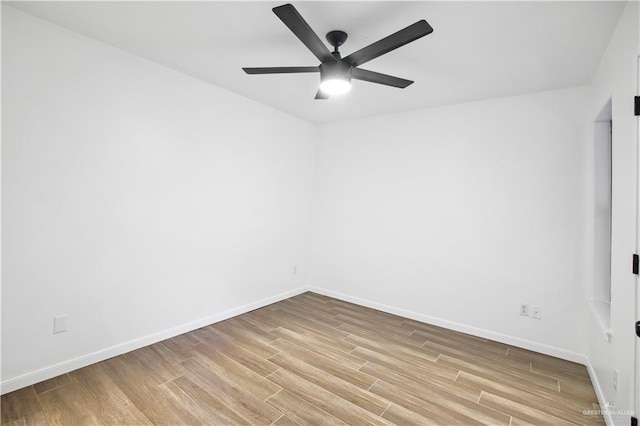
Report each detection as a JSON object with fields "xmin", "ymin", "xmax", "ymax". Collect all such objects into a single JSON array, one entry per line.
[
  {"xmin": 273, "ymin": 4, "xmax": 335, "ymax": 63},
  {"xmin": 352, "ymin": 68, "xmax": 413, "ymax": 88},
  {"xmin": 243, "ymin": 66, "xmax": 319, "ymax": 74},
  {"xmin": 344, "ymin": 20, "xmax": 433, "ymax": 67},
  {"xmin": 315, "ymin": 89, "xmax": 330, "ymax": 100}
]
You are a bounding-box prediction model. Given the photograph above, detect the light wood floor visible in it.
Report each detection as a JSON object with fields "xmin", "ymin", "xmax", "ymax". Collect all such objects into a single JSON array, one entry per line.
[{"xmin": 2, "ymin": 292, "xmax": 602, "ymax": 425}]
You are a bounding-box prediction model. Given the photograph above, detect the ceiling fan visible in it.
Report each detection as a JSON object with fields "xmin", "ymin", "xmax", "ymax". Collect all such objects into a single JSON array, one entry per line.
[{"xmin": 242, "ymin": 3, "xmax": 433, "ymax": 99}]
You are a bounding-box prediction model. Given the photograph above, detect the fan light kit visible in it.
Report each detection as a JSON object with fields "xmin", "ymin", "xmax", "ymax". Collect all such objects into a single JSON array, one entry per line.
[
  {"xmin": 320, "ymin": 78, "xmax": 351, "ymax": 96},
  {"xmin": 243, "ymin": 4, "xmax": 433, "ymax": 99},
  {"xmin": 319, "ymin": 39, "xmax": 352, "ymax": 95}
]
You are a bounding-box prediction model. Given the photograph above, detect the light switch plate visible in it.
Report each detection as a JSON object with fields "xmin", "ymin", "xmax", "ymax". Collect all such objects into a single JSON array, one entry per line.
[{"xmin": 531, "ymin": 306, "xmax": 542, "ymax": 319}]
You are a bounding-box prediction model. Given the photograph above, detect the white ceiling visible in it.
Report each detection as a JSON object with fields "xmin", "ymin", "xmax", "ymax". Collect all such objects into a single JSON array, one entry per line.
[{"xmin": 6, "ymin": 1, "xmax": 625, "ymax": 124}]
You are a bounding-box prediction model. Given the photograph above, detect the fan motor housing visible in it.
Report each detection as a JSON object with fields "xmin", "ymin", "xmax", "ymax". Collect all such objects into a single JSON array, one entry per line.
[{"xmin": 320, "ymin": 60, "xmax": 352, "ymax": 81}]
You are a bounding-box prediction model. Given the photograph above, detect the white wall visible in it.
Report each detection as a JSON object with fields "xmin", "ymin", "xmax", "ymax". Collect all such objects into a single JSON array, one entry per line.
[
  {"xmin": 1, "ymin": 7, "xmax": 316, "ymax": 389},
  {"xmin": 310, "ymin": 86, "xmax": 591, "ymax": 358},
  {"xmin": 585, "ymin": 1, "xmax": 639, "ymax": 424}
]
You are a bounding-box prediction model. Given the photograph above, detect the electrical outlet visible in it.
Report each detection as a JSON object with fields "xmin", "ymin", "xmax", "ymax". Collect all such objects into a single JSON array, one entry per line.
[
  {"xmin": 613, "ymin": 370, "xmax": 618, "ymax": 392},
  {"xmin": 519, "ymin": 303, "xmax": 529, "ymax": 316},
  {"xmin": 531, "ymin": 305, "xmax": 542, "ymax": 319},
  {"xmin": 53, "ymin": 315, "xmax": 68, "ymax": 334}
]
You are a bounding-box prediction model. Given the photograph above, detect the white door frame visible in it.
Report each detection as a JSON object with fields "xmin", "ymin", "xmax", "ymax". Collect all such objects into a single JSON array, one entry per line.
[{"xmin": 635, "ymin": 54, "xmax": 640, "ymax": 425}]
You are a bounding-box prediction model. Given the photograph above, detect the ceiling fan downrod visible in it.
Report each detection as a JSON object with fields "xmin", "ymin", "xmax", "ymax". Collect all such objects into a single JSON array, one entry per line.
[{"xmin": 326, "ymin": 30, "xmax": 348, "ymax": 56}]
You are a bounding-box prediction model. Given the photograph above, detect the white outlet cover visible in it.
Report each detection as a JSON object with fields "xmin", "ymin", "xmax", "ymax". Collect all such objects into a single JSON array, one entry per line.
[
  {"xmin": 54, "ymin": 315, "xmax": 68, "ymax": 334},
  {"xmin": 519, "ymin": 304, "xmax": 529, "ymax": 316}
]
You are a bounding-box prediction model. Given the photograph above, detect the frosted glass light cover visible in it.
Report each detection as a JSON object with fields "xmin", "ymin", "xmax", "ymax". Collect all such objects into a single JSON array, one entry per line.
[{"xmin": 319, "ymin": 78, "xmax": 351, "ymax": 96}]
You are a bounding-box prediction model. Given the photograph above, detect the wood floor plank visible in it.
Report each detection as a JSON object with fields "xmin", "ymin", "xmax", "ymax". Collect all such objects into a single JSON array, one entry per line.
[
  {"xmin": 266, "ymin": 368, "xmax": 393, "ymax": 426},
  {"xmin": 416, "ymin": 328, "xmax": 516, "ymax": 360},
  {"xmin": 557, "ymin": 378, "xmax": 599, "ymax": 402},
  {"xmin": 325, "ymin": 300, "xmax": 407, "ymax": 325},
  {"xmin": 365, "ymin": 363, "xmax": 510, "ymax": 425},
  {"xmin": 344, "ymin": 332, "xmax": 441, "ymax": 368},
  {"xmin": 125, "ymin": 346, "xmax": 182, "ymax": 385},
  {"xmin": 478, "ymin": 391, "xmax": 576, "ymax": 426},
  {"xmin": 265, "ymin": 390, "xmax": 348, "ymax": 426},
  {"xmin": 351, "ymin": 346, "xmax": 459, "ymax": 381},
  {"xmin": 269, "ymin": 338, "xmax": 377, "ymax": 390},
  {"xmin": 0, "ymin": 387, "xmax": 43, "ymax": 424},
  {"xmin": 162, "ymin": 378, "xmax": 248, "ymax": 425},
  {"xmin": 140, "ymin": 392, "xmax": 201, "ymax": 425},
  {"xmin": 359, "ymin": 360, "xmax": 481, "ymax": 403},
  {"xmin": 40, "ymin": 364, "xmax": 151, "ymax": 426},
  {"xmin": 37, "ymin": 382, "xmax": 101, "ymax": 426},
  {"xmin": 223, "ymin": 316, "xmax": 280, "ymax": 341},
  {"xmin": 277, "ymin": 300, "xmax": 346, "ymax": 328},
  {"xmin": 191, "ymin": 342, "xmax": 282, "ymax": 400},
  {"xmin": 68, "ymin": 364, "xmax": 151, "ymax": 423},
  {"xmin": 330, "ymin": 306, "xmax": 410, "ymax": 329},
  {"xmin": 205, "ymin": 323, "xmax": 281, "ymax": 359},
  {"xmin": 458, "ymin": 371, "xmax": 598, "ymax": 424},
  {"xmin": 100, "ymin": 356, "xmax": 169, "ymax": 412},
  {"xmin": 437, "ymin": 353, "xmax": 562, "ymax": 394},
  {"xmin": 270, "ymin": 313, "xmax": 353, "ymax": 342},
  {"xmin": 333, "ymin": 313, "xmax": 415, "ymax": 338},
  {"xmin": 2, "ymin": 410, "xmax": 50, "ymax": 426},
  {"xmin": 271, "ymin": 414, "xmax": 299, "ymax": 426},
  {"xmin": 455, "ymin": 366, "xmax": 593, "ymax": 412},
  {"xmin": 410, "ymin": 324, "xmax": 509, "ymax": 355},
  {"xmin": 337, "ymin": 323, "xmax": 428, "ymax": 349},
  {"xmin": 216, "ymin": 341, "xmax": 280, "ymax": 377},
  {"xmin": 2, "ymin": 292, "xmax": 601, "ymax": 426},
  {"xmin": 380, "ymin": 403, "xmax": 434, "ymax": 425},
  {"xmin": 179, "ymin": 358, "xmax": 282, "ymax": 424},
  {"xmin": 166, "ymin": 332, "xmax": 201, "ymax": 350},
  {"xmin": 438, "ymin": 356, "xmax": 597, "ymax": 411},
  {"xmin": 298, "ymin": 292, "xmax": 333, "ymax": 305},
  {"xmin": 268, "ymin": 352, "xmax": 388, "ymax": 415},
  {"xmin": 148, "ymin": 340, "xmax": 192, "ymax": 365},
  {"xmin": 422, "ymin": 335, "xmax": 535, "ymax": 375},
  {"xmin": 270, "ymin": 309, "xmax": 351, "ymax": 340},
  {"xmin": 422, "ymin": 330, "xmax": 508, "ymax": 356},
  {"xmin": 286, "ymin": 295, "xmax": 342, "ymax": 316},
  {"xmin": 231, "ymin": 315, "xmax": 280, "ymax": 335},
  {"xmin": 242, "ymin": 309, "xmax": 285, "ymax": 332},
  {"xmin": 369, "ymin": 380, "xmax": 487, "ymax": 425},
  {"xmin": 33, "ymin": 375, "xmax": 72, "ymax": 395},
  {"xmin": 280, "ymin": 321, "xmax": 359, "ymax": 354},
  {"xmin": 271, "ymin": 328, "xmax": 367, "ymax": 370},
  {"xmin": 510, "ymin": 416, "xmax": 539, "ymax": 426},
  {"xmin": 506, "ymin": 347, "xmax": 588, "ymax": 375},
  {"xmin": 191, "ymin": 325, "xmax": 234, "ymax": 349},
  {"xmin": 216, "ymin": 317, "xmax": 280, "ymax": 344},
  {"xmin": 529, "ymin": 361, "xmax": 593, "ymax": 383}
]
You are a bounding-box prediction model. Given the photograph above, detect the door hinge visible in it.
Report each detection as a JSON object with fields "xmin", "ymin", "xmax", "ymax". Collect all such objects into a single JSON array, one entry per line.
[
  {"xmin": 631, "ymin": 416, "xmax": 637, "ymax": 426},
  {"xmin": 634, "ymin": 254, "xmax": 639, "ymax": 275},
  {"xmin": 635, "ymin": 96, "xmax": 640, "ymax": 116}
]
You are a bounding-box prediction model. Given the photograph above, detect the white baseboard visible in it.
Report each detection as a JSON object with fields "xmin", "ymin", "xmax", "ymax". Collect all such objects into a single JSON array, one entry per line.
[
  {"xmin": 585, "ymin": 358, "xmax": 614, "ymax": 426},
  {"xmin": 1, "ymin": 286, "xmax": 311, "ymax": 395},
  {"xmin": 308, "ymin": 286, "xmax": 588, "ymax": 364}
]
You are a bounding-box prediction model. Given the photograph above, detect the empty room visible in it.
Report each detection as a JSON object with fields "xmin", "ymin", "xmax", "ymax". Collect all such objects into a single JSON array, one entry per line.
[{"xmin": 2, "ymin": 1, "xmax": 639, "ymax": 425}]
